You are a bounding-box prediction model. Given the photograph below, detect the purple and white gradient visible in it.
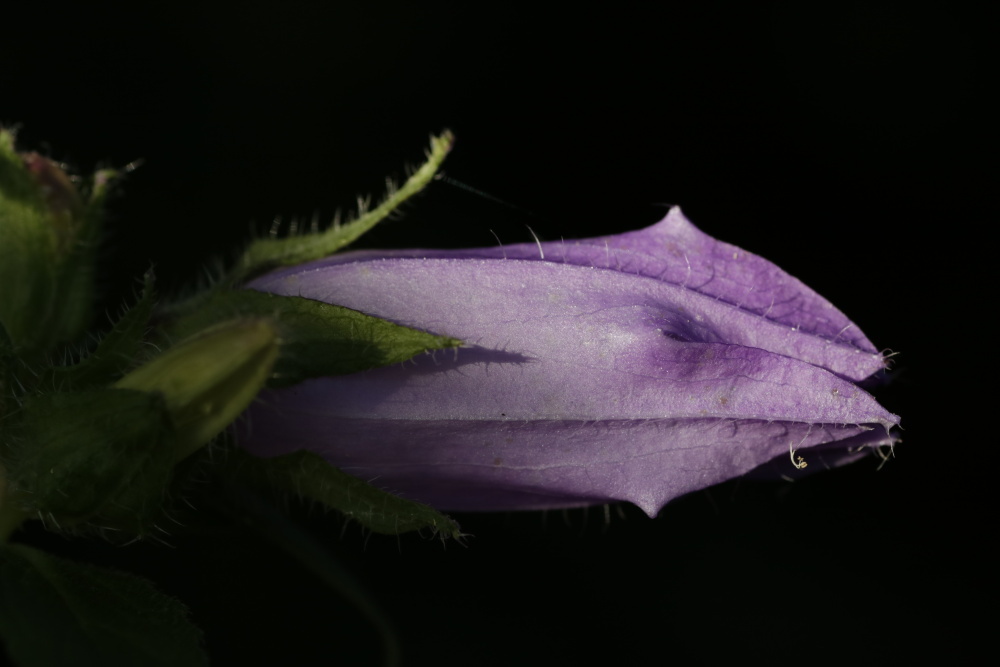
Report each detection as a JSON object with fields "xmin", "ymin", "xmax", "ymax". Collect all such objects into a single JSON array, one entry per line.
[{"xmin": 239, "ymin": 207, "xmax": 898, "ymax": 516}]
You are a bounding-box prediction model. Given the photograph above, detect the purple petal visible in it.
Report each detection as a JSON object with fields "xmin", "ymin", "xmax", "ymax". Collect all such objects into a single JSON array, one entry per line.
[
  {"xmin": 241, "ymin": 410, "xmax": 894, "ymax": 516},
  {"xmin": 260, "ymin": 208, "xmax": 885, "ymax": 381},
  {"xmin": 250, "ymin": 259, "xmax": 893, "ymax": 426},
  {"xmin": 241, "ymin": 212, "xmax": 899, "ymax": 516}
]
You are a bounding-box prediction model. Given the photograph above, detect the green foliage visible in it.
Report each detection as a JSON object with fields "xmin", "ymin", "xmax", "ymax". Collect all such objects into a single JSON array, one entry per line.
[
  {"xmin": 0, "ymin": 129, "xmax": 110, "ymax": 354},
  {"xmin": 0, "ymin": 544, "xmax": 207, "ymax": 667},
  {"xmin": 44, "ymin": 272, "xmax": 156, "ymax": 392},
  {"xmin": 233, "ymin": 130, "xmax": 454, "ymax": 282},
  {"xmin": 0, "ymin": 127, "xmax": 464, "ymax": 665},
  {"xmin": 114, "ymin": 318, "xmax": 280, "ymax": 460},
  {"xmin": 0, "ymin": 130, "xmax": 60, "ymax": 352},
  {"xmin": 233, "ymin": 449, "xmax": 461, "ymax": 538},
  {"xmin": 167, "ymin": 290, "xmax": 462, "ymax": 388},
  {"xmin": 10, "ymin": 388, "xmax": 176, "ymax": 533}
]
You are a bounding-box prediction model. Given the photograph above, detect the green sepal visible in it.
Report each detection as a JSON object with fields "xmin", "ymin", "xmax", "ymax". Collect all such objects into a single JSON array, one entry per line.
[
  {"xmin": 232, "ymin": 130, "xmax": 454, "ymax": 282},
  {"xmin": 115, "ymin": 319, "xmax": 280, "ymax": 459},
  {"xmin": 166, "ymin": 290, "xmax": 462, "ymax": 388},
  {"xmin": 0, "ymin": 543, "xmax": 208, "ymax": 667},
  {"xmin": 231, "ymin": 449, "xmax": 461, "ymax": 538},
  {"xmin": 44, "ymin": 271, "xmax": 156, "ymax": 392},
  {"xmin": 10, "ymin": 388, "xmax": 176, "ymax": 532}
]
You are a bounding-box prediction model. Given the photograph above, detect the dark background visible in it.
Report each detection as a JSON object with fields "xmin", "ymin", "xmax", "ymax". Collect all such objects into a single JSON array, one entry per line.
[{"xmin": 3, "ymin": 2, "xmax": 994, "ymax": 665}]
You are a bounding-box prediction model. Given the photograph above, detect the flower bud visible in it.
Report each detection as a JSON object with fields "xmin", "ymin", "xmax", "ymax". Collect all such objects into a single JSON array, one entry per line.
[
  {"xmin": 0, "ymin": 129, "xmax": 104, "ymax": 352},
  {"xmin": 239, "ymin": 207, "xmax": 899, "ymax": 517},
  {"xmin": 115, "ymin": 319, "xmax": 280, "ymax": 460},
  {"xmin": 3, "ymin": 320, "xmax": 279, "ymax": 535}
]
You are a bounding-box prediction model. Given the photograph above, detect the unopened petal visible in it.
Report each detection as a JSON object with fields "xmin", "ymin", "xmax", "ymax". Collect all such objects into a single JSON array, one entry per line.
[
  {"xmin": 240, "ymin": 407, "xmax": 895, "ymax": 516},
  {"xmin": 260, "ymin": 208, "xmax": 885, "ymax": 381},
  {"xmin": 249, "ymin": 258, "xmax": 896, "ymax": 427},
  {"xmin": 242, "ymin": 209, "xmax": 899, "ymax": 515},
  {"xmin": 242, "ymin": 251, "xmax": 898, "ymax": 514}
]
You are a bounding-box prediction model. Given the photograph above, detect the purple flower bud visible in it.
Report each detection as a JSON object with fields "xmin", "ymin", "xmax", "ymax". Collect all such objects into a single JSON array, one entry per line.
[{"xmin": 239, "ymin": 207, "xmax": 898, "ymax": 516}]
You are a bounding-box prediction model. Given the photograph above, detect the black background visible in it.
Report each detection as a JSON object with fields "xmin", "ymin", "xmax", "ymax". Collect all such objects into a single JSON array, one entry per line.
[{"xmin": 3, "ymin": 2, "xmax": 995, "ymax": 665}]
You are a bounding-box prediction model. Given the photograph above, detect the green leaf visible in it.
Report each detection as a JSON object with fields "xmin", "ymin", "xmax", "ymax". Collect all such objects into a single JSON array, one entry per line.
[
  {"xmin": 45, "ymin": 271, "xmax": 156, "ymax": 391},
  {"xmin": 0, "ymin": 543, "xmax": 207, "ymax": 667},
  {"xmin": 233, "ymin": 130, "xmax": 454, "ymax": 282},
  {"xmin": 232, "ymin": 449, "xmax": 461, "ymax": 538},
  {"xmin": 166, "ymin": 290, "xmax": 461, "ymax": 388}
]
